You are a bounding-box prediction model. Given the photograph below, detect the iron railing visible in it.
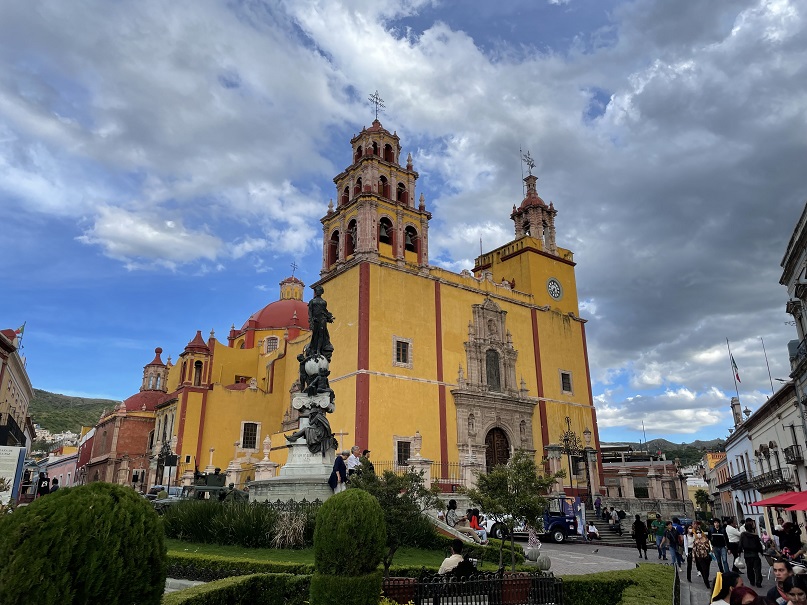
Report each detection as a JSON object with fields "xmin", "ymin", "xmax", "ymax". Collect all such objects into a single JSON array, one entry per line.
[
  {"xmin": 383, "ymin": 570, "xmax": 563, "ymax": 605},
  {"xmin": 784, "ymin": 445, "xmax": 804, "ymax": 464},
  {"xmin": 372, "ymin": 460, "xmax": 465, "ymax": 492},
  {"xmin": 750, "ymin": 467, "xmax": 791, "ymax": 491}
]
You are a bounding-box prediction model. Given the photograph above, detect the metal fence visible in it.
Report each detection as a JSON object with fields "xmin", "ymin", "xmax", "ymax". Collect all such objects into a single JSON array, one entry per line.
[
  {"xmin": 383, "ymin": 571, "xmax": 563, "ymax": 605},
  {"xmin": 372, "ymin": 460, "xmax": 465, "ymax": 492}
]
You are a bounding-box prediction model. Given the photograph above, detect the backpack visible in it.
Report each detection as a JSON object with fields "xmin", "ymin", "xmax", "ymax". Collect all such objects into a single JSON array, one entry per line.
[{"xmin": 617, "ymin": 510, "xmax": 626, "ymax": 520}]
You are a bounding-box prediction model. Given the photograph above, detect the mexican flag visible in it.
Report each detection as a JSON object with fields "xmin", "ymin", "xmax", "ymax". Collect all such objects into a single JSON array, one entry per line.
[
  {"xmin": 14, "ymin": 323, "xmax": 25, "ymax": 336},
  {"xmin": 731, "ymin": 354, "xmax": 741, "ymax": 383}
]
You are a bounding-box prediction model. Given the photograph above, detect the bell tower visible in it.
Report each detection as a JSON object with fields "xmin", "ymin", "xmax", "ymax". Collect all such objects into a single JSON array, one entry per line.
[
  {"xmin": 321, "ymin": 118, "xmax": 431, "ymax": 275},
  {"xmin": 510, "ymin": 174, "xmax": 557, "ymax": 255}
]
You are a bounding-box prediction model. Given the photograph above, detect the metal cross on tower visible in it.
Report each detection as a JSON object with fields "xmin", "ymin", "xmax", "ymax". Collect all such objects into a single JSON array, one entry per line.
[
  {"xmin": 290, "ymin": 261, "xmax": 298, "ymax": 278},
  {"xmin": 522, "ymin": 150, "xmax": 536, "ymax": 176},
  {"xmin": 368, "ymin": 90, "xmax": 385, "ymax": 120}
]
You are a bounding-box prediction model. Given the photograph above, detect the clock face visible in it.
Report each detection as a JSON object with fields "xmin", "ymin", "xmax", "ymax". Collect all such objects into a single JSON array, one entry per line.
[{"xmin": 547, "ymin": 278, "xmax": 563, "ymax": 300}]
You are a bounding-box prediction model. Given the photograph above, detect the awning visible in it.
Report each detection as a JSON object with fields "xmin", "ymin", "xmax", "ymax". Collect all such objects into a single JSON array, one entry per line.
[
  {"xmin": 784, "ymin": 492, "xmax": 807, "ymax": 511},
  {"xmin": 749, "ymin": 492, "xmax": 805, "ymax": 507}
]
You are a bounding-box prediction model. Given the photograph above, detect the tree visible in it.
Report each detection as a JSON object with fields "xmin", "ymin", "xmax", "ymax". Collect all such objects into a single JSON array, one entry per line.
[
  {"xmin": 349, "ymin": 465, "xmax": 444, "ymax": 577},
  {"xmin": 694, "ymin": 488, "xmax": 711, "ymax": 513},
  {"xmin": 464, "ymin": 450, "xmax": 563, "ymax": 571}
]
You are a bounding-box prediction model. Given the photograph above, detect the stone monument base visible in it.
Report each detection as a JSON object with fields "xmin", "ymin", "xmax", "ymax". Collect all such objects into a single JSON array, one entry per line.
[{"xmin": 248, "ymin": 426, "xmax": 335, "ymax": 503}]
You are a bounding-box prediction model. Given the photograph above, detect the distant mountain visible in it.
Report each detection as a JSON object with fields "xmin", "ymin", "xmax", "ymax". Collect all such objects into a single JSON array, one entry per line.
[{"xmin": 28, "ymin": 389, "xmax": 119, "ymax": 434}]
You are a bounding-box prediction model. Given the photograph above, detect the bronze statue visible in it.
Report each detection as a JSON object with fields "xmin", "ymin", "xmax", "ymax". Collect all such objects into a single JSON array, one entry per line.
[
  {"xmin": 308, "ymin": 285, "xmax": 334, "ymax": 361},
  {"xmin": 285, "ymin": 407, "xmax": 338, "ymax": 456}
]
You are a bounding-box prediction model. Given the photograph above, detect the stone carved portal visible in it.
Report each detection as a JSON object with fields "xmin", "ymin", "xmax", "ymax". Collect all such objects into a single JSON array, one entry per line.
[{"xmin": 451, "ymin": 298, "xmax": 537, "ymax": 464}]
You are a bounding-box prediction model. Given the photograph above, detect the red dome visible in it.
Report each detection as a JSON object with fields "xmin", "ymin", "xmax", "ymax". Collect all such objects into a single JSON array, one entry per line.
[
  {"xmin": 122, "ymin": 390, "xmax": 168, "ymax": 412},
  {"xmin": 242, "ymin": 299, "xmax": 309, "ymax": 331}
]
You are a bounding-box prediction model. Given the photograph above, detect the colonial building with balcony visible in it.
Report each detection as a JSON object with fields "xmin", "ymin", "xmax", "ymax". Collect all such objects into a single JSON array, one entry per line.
[
  {"xmin": 719, "ymin": 383, "xmax": 806, "ymax": 532},
  {"xmin": 0, "ymin": 329, "xmax": 33, "ymax": 448}
]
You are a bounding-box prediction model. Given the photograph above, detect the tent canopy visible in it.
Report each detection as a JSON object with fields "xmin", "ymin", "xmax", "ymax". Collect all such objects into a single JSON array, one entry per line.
[{"xmin": 749, "ymin": 492, "xmax": 805, "ymax": 507}]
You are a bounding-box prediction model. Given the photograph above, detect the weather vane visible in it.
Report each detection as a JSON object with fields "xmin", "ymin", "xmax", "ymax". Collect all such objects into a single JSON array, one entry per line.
[
  {"xmin": 290, "ymin": 261, "xmax": 298, "ymax": 278},
  {"xmin": 522, "ymin": 150, "xmax": 536, "ymax": 176},
  {"xmin": 368, "ymin": 90, "xmax": 385, "ymax": 120}
]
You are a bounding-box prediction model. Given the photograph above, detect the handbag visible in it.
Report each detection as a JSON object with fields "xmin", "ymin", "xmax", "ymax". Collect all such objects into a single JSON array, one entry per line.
[{"xmin": 735, "ymin": 555, "xmax": 747, "ymax": 570}]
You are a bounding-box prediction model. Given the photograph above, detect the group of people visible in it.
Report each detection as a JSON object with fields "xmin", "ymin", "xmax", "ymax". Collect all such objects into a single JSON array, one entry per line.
[
  {"xmin": 328, "ymin": 445, "xmax": 374, "ymax": 492},
  {"xmin": 35, "ymin": 472, "xmax": 58, "ymax": 497},
  {"xmin": 710, "ymin": 567, "xmax": 807, "ymax": 605},
  {"xmin": 443, "ymin": 499, "xmax": 489, "ymax": 545}
]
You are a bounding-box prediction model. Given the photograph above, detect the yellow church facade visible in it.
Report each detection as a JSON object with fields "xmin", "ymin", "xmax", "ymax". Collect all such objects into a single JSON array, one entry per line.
[{"xmin": 146, "ymin": 118, "xmax": 602, "ymax": 497}]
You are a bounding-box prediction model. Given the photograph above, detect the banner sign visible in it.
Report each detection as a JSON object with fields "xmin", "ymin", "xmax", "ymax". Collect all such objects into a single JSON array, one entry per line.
[{"xmin": 0, "ymin": 446, "xmax": 26, "ymax": 505}]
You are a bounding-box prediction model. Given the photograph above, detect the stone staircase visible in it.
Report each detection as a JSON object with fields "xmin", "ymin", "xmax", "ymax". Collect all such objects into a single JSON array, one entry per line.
[{"xmin": 586, "ymin": 508, "xmax": 639, "ymax": 548}]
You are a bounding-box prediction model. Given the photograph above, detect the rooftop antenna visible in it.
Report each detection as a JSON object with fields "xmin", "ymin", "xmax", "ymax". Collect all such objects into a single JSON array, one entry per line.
[
  {"xmin": 368, "ymin": 90, "xmax": 385, "ymax": 120},
  {"xmin": 290, "ymin": 261, "xmax": 298, "ymax": 279},
  {"xmin": 520, "ymin": 146, "xmax": 525, "ymax": 197}
]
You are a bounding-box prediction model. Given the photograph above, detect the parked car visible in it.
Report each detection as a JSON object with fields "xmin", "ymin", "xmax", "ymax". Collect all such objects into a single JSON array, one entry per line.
[{"xmin": 145, "ymin": 485, "xmax": 182, "ymax": 501}]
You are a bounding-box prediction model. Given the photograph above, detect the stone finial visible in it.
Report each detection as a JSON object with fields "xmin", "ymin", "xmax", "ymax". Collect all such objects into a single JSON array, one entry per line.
[
  {"xmin": 419, "ymin": 193, "xmax": 425, "ymax": 210},
  {"xmin": 413, "ymin": 430, "xmax": 422, "ymax": 456},
  {"xmin": 406, "ymin": 152, "xmax": 413, "ymax": 170},
  {"xmin": 209, "ymin": 329, "xmax": 215, "ymax": 339},
  {"xmin": 327, "ymin": 199, "xmax": 334, "ymax": 214},
  {"xmin": 262, "ymin": 435, "xmax": 271, "ymax": 461}
]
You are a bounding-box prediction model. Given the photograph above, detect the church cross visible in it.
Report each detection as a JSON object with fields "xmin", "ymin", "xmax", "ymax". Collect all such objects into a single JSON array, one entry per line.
[
  {"xmin": 522, "ymin": 150, "xmax": 536, "ymax": 176},
  {"xmin": 368, "ymin": 90, "xmax": 385, "ymax": 120},
  {"xmin": 290, "ymin": 261, "xmax": 298, "ymax": 278}
]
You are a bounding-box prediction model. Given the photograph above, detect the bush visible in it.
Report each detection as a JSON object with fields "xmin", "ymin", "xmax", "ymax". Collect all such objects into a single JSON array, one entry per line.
[
  {"xmin": 562, "ymin": 564, "xmax": 674, "ymax": 605},
  {"xmin": 162, "ymin": 501, "xmax": 280, "ymax": 548},
  {"xmin": 311, "ymin": 490, "xmax": 386, "ymax": 605},
  {"xmin": 163, "ymin": 573, "xmax": 311, "ymax": 605},
  {"xmin": 309, "ymin": 571, "xmax": 384, "ymax": 605},
  {"xmin": 313, "ymin": 489, "xmax": 386, "ymax": 576},
  {"xmin": 167, "ymin": 552, "xmax": 314, "ymax": 582},
  {"xmin": 0, "ymin": 483, "xmax": 166, "ymax": 605}
]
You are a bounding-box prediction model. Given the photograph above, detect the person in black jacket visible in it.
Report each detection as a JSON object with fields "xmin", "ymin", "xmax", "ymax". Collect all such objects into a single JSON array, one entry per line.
[
  {"xmin": 328, "ymin": 450, "xmax": 349, "ymax": 493},
  {"xmin": 36, "ymin": 472, "xmax": 50, "ymax": 498},
  {"xmin": 632, "ymin": 514, "xmax": 648, "ymax": 559},
  {"xmin": 739, "ymin": 519, "xmax": 765, "ymax": 588},
  {"xmin": 708, "ymin": 518, "xmax": 729, "ymax": 573},
  {"xmin": 774, "ymin": 522, "xmax": 806, "ymax": 560}
]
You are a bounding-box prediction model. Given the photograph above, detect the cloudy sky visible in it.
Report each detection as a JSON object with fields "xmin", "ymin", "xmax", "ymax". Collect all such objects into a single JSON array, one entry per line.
[{"xmin": 2, "ymin": 0, "xmax": 806, "ymax": 444}]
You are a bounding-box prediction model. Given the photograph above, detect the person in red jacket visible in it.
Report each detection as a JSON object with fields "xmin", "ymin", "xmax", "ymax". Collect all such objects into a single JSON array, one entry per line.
[{"xmin": 468, "ymin": 508, "xmax": 489, "ymax": 544}]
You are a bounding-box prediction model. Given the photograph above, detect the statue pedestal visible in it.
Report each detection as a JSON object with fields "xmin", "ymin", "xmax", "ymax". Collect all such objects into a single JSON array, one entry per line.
[{"xmin": 248, "ymin": 414, "xmax": 336, "ymax": 503}]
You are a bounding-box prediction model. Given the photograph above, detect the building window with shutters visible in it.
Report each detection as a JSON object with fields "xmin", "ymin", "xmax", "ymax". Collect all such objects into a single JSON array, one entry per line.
[
  {"xmin": 266, "ymin": 337, "xmax": 279, "ymax": 353},
  {"xmin": 560, "ymin": 370, "xmax": 573, "ymax": 394},
  {"xmin": 396, "ymin": 440, "xmax": 411, "ymax": 466}
]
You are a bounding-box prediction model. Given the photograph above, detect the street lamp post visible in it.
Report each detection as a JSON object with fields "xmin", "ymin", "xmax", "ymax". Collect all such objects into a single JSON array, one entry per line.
[
  {"xmin": 676, "ymin": 459, "xmax": 687, "ymax": 516},
  {"xmin": 560, "ymin": 416, "xmax": 583, "ymax": 497},
  {"xmin": 583, "ymin": 426, "xmax": 594, "ymax": 507}
]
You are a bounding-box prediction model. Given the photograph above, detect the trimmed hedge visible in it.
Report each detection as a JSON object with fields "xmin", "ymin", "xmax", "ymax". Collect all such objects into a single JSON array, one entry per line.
[
  {"xmin": 162, "ymin": 573, "xmax": 311, "ymax": 605},
  {"xmin": 167, "ymin": 552, "xmax": 314, "ymax": 582},
  {"xmin": 562, "ymin": 564, "xmax": 675, "ymax": 605},
  {"xmin": 309, "ymin": 571, "xmax": 384, "ymax": 605},
  {"xmin": 0, "ymin": 483, "xmax": 166, "ymax": 605}
]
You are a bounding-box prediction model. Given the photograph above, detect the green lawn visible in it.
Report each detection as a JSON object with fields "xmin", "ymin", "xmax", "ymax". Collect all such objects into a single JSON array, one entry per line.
[{"xmin": 165, "ymin": 538, "xmax": 447, "ymax": 568}]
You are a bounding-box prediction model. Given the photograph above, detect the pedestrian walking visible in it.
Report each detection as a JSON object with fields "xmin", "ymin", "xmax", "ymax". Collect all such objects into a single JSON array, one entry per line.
[
  {"xmin": 726, "ymin": 517, "xmax": 743, "ymax": 571},
  {"xmin": 632, "ymin": 514, "xmax": 648, "ymax": 559},
  {"xmin": 651, "ymin": 514, "xmax": 667, "ymax": 560},
  {"xmin": 49, "ymin": 478, "xmax": 59, "ymax": 493},
  {"xmin": 594, "ymin": 496, "xmax": 602, "ymax": 519},
  {"xmin": 692, "ymin": 527, "xmax": 713, "ymax": 588},
  {"xmin": 665, "ymin": 521, "xmax": 685, "ymax": 569},
  {"xmin": 683, "ymin": 525, "xmax": 695, "ymax": 582},
  {"xmin": 739, "ymin": 519, "xmax": 765, "ymax": 589},
  {"xmin": 709, "ymin": 518, "xmax": 729, "ymax": 573}
]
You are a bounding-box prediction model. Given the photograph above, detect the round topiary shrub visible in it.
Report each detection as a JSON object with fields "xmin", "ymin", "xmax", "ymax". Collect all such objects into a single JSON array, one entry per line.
[
  {"xmin": 310, "ymin": 489, "xmax": 386, "ymax": 605},
  {"xmin": 0, "ymin": 482, "xmax": 167, "ymax": 605}
]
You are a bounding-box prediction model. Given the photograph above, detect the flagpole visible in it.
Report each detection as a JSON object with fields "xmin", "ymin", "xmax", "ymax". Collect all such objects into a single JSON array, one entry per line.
[
  {"xmin": 760, "ymin": 336, "xmax": 775, "ymax": 396},
  {"xmin": 726, "ymin": 338, "xmax": 740, "ymax": 402}
]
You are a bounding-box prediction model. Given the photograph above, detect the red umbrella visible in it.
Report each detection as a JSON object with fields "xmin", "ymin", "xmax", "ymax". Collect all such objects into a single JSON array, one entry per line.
[{"xmin": 784, "ymin": 493, "xmax": 807, "ymax": 511}]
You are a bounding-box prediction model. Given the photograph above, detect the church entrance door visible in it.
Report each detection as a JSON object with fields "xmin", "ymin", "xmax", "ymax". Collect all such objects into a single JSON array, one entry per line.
[{"xmin": 485, "ymin": 428, "xmax": 510, "ymax": 472}]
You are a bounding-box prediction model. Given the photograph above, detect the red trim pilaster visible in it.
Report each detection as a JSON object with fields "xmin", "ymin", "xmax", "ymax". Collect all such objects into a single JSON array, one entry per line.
[
  {"xmin": 435, "ymin": 281, "xmax": 448, "ymax": 473},
  {"xmin": 531, "ymin": 309, "xmax": 549, "ymax": 451},
  {"xmin": 355, "ymin": 262, "xmax": 371, "ymax": 448},
  {"xmin": 176, "ymin": 389, "xmax": 189, "ymax": 454},
  {"xmin": 581, "ymin": 323, "xmax": 604, "ymax": 485},
  {"xmin": 195, "ymin": 389, "xmax": 208, "ymax": 467}
]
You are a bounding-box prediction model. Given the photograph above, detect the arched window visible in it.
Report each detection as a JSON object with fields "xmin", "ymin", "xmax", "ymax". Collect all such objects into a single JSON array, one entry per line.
[
  {"xmin": 345, "ymin": 219, "xmax": 357, "ymax": 257},
  {"xmin": 384, "ymin": 143, "xmax": 394, "ymax": 162},
  {"xmin": 148, "ymin": 374, "xmax": 154, "ymax": 389},
  {"xmin": 396, "ymin": 182, "xmax": 408, "ymax": 204},
  {"xmin": 378, "ymin": 217, "xmax": 393, "ymax": 246},
  {"xmin": 193, "ymin": 360, "xmax": 203, "ymax": 386},
  {"xmin": 155, "ymin": 375, "xmax": 161, "ymax": 389},
  {"xmin": 341, "ymin": 186, "xmax": 349, "ymax": 206},
  {"xmin": 486, "ymin": 349, "xmax": 501, "ymax": 391},
  {"xmin": 378, "ymin": 175, "xmax": 390, "ymax": 198},
  {"xmin": 266, "ymin": 337, "xmax": 279, "ymax": 353},
  {"xmin": 404, "ymin": 226, "xmax": 418, "ymax": 253},
  {"xmin": 523, "ymin": 221, "xmax": 531, "ymax": 237},
  {"xmin": 328, "ymin": 230, "xmax": 340, "ymax": 266},
  {"xmin": 372, "ymin": 141, "xmax": 379, "ymax": 156},
  {"xmin": 180, "ymin": 362, "xmax": 187, "ymax": 383},
  {"xmin": 354, "ymin": 146, "xmax": 362, "ymax": 163},
  {"xmin": 354, "ymin": 177, "xmax": 363, "ymax": 196}
]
